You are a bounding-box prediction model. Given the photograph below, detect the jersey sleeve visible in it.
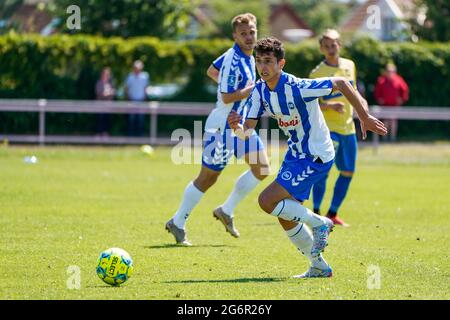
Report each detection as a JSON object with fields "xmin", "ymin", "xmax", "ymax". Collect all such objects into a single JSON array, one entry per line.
[
  {"xmin": 212, "ymin": 53, "xmax": 226, "ymax": 70},
  {"xmin": 245, "ymin": 87, "xmax": 264, "ymax": 119},
  {"xmin": 219, "ymin": 54, "xmax": 241, "ymax": 94},
  {"xmin": 309, "ymin": 63, "xmax": 320, "ymax": 78},
  {"xmin": 299, "ymin": 78, "xmax": 333, "ymax": 100}
]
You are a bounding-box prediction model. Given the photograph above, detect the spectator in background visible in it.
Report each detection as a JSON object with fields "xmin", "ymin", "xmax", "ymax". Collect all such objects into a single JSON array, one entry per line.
[
  {"xmin": 125, "ymin": 60, "xmax": 150, "ymax": 136},
  {"xmin": 95, "ymin": 67, "xmax": 115, "ymax": 137},
  {"xmin": 374, "ymin": 63, "xmax": 409, "ymax": 141}
]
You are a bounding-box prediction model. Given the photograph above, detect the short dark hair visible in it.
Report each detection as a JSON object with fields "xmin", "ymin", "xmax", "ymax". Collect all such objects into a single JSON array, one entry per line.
[
  {"xmin": 255, "ymin": 37, "xmax": 285, "ymax": 61},
  {"xmin": 231, "ymin": 13, "xmax": 257, "ymax": 32}
]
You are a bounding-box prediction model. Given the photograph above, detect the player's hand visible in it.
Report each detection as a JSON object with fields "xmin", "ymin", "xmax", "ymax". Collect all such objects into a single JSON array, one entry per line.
[
  {"xmin": 329, "ymin": 102, "xmax": 345, "ymax": 113},
  {"xmin": 360, "ymin": 115, "xmax": 388, "ymax": 140},
  {"xmin": 227, "ymin": 111, "xmax": 242, "ymax": 130}
]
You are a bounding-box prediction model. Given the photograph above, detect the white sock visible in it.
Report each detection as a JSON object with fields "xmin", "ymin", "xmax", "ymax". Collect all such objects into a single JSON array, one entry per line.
[
  {"xmin": 271, "ymin": 199, "xmax": 326, "ymax": 228},
  {"xmin": 172, "ymin": 181, "xmax": 204, "ymax": 229},
  {"xmin": 221, "ymin": 170, "xmax": 261, "ymax": 217},
  {"xmin": 285, "ymin": 223, "xmax": 329, "ymax": 270}
]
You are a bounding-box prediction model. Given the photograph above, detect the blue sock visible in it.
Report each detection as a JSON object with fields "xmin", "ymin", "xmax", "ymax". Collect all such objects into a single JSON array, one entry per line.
[
  {"xmin": 329, "ymin": 175, "xmax": 353, "ymax": 214},
  {"xmin": 312, "ymin": 175, "xmax": 328, "ymax": 212}
]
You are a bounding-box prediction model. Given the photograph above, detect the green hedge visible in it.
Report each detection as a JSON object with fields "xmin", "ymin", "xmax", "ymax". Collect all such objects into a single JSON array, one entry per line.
[
  {"xmin": 0, "ymin": 33, "xmax": 449, "ymax": 139},
  {"xmin": 0, "ymin": 33, "xmax": 194, "ymax": 99}
]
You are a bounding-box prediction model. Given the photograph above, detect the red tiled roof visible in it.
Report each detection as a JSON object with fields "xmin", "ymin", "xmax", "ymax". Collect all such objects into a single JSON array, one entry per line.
[
  {"xmin": 270, "ymin": 3, "xmax": 313, "ymax": 31},
  {"xmin": 340, "ymin": 0, "xmax": 415, "ymax": 33},
  {"xmin": 340, "ymin": 0, "xmax": 379, "ymax": 33},
  {"xmin": 11, "ymin": 4, "xmax": 52, "ymax": 33}
]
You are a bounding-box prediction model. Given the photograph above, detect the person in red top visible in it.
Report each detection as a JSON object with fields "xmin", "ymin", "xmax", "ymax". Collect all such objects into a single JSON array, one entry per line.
[{"xmin": 374, "ymin": 63, "xmax": 409, "ymax": 141}]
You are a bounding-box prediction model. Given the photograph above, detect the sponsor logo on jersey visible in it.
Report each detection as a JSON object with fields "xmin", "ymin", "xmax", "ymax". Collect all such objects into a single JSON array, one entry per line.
[{"xmin": 278, "ymin": 115, "xmax": 299, "ymax": 128}]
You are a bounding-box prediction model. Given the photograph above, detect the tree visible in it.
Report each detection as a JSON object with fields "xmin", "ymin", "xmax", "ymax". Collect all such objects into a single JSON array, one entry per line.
[
  {"xmin": 285, "ymin": 0, "xmax": 351, "ymax": 35},
  {"xmin": 49, "ymin": 0, "xmax": 194, "ymax": 38},
  {"xmin": 206, "ymin": 0, "xmax": 271, "ymax": 38},
  {"xmin": 409, "ymin": 0, "xmax": 450, "ymax": 42},
  {"xmin": 0, "ymin": 0, "xmax": 24, "ymax": 34}
]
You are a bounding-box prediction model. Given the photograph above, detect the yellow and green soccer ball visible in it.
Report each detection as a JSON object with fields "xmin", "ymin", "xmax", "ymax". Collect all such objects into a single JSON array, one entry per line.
[{"xmin": 96, "ymin": 248, "xmax": 133, "ymax": 286}]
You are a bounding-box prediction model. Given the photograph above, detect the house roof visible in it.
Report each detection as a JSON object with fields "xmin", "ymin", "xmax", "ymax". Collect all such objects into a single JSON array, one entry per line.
[
  {"xmin": 340, "ymin": 0, "xmax": 379, "ymax": 33},
  {"xmin": 11, "ymin": 4, "xmax": 52, "ymax": 33},
  {"xmin": 392, "ymin": 0, "xmax": 416, "ymax": 19},
  {"xmin": 340, "ymin": 0, "xmax": 416, "ymax": 33},
  {"xmin": 270, "ymin": 3, "xmax": 313, "ymax": 32}
]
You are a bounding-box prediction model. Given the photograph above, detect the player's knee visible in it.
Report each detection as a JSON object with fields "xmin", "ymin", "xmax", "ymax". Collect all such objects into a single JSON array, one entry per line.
[
  {"xmin": 193, "ymin": 179, "xmax": 209, "ymax": 192},
  {"xmin": 194, "ymin": 172, "xmax": 219, "ymax": 191},
  {"xmin": 258, "ymin": 192, "xmax": 274, "ymax": 214},
  {"xmin": 204, "ymin": 175, "xmax": 219, "ymax": 188},
  {"xmin": 251, "ymin": 165, "xmax": 270, "ymax": 180},
  {"xmin": 340, "ymin": 171, "xmax": 354, "ymax": 177}
]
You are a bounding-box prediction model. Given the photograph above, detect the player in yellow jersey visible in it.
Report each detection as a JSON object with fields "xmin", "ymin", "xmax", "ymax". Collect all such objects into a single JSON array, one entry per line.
[{"xmin": 309, "ymin": 29, "xmax": 365, "ymax": 227}]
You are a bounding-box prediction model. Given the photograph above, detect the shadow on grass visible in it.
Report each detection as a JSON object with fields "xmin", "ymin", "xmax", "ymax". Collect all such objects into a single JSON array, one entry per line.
[
  {"xmin": 162, "ymin": 277, "xmax": 285, "ymax": 284},
  {"xmin": 86, "ymin": 285, "xmax": 122, "ymax": 288},
  {"xmin": 144, "ymin": 244, "xmax": 235, "ymax": 249}
]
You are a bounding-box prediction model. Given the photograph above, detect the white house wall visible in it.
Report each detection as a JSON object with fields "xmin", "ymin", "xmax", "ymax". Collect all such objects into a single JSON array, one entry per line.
[{"xmin": 358, "ymin": 0, "xmax": 406, "ymax": 40}]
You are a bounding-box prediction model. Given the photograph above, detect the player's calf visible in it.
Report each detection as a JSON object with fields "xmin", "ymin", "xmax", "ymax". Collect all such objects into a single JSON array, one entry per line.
[{"xmin": 250, "ymin": 164, "xmax": 270, "ymax": 180}]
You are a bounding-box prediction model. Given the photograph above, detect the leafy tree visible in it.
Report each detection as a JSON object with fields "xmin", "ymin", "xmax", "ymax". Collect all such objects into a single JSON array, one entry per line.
[
  {"xmin": 0, "ymin": 0, "xmax": 24, "ymax": 34},
  {"xmin": 48, "ymin": 0, "xmax": 194, "ymax": 38},
  {"xmin": 284, "ymin": 0, "xmax": 351, "ymax": 34},
  {"xmin": 206, "ymin": 0, "xmax": 271, "ymax": 38},
  {"xmin": 409, "ymin": 0, "xmax": 450, "ymax": 41}
]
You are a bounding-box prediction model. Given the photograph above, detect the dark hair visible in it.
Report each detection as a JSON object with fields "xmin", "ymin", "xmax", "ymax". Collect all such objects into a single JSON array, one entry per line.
[
  {"xmin": 231, "ymin": 13, "xmax": 257, "ymax": 32},
  {"xmin": 255, "ymin": 37, "xmax": 285, "ymax": 61}
]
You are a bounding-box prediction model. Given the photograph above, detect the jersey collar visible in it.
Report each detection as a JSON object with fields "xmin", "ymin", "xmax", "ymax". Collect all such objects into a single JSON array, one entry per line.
[
  {"xmin": 323, "ymin": 58, "xmax": 340, "ymax": 68},
  {"xmin": 233, "ymin": 43, "xmax": 252, "ymax": 60},
  {"xmin": 272, "ymin": 71, "xmax": 288, "ymax": 92}
]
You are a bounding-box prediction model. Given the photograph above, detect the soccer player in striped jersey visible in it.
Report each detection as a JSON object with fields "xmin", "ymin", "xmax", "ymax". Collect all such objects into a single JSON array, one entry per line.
[
  {"xmin": 309, "ymin": 29, "xmax": 360, "ymax": 227},
  {"xmin": 228, "ymin": 37, "xmax": 387, "ymax": 278},
  {"xmin": 165, "ymin": 13, "xmax": 270, "ymax": 246}
]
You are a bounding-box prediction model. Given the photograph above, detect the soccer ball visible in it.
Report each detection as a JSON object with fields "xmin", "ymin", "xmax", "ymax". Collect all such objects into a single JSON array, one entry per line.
[
  {"xmin": 96, "ymin": 248, "xmax": 133, "ymax": 286},
  {"xmin": 140, "ymin": 144, "xmax": 154, "ymax": 157}
]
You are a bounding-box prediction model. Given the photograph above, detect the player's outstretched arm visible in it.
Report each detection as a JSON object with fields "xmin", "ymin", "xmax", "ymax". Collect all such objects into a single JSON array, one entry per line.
[
  {"xmin": 227, "ymin": 111, "xmax": 258, "ymax": 140},
  {"xmin": 331, "ymin": 77, "xmax": 387, "ymax": 139},
  {"xmin": 319, "ymin": 101, "xmax": 345, "ymax": 113}
]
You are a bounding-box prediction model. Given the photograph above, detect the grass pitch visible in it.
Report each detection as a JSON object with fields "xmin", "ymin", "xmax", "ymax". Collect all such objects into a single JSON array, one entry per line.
[{"xmin": 0, "ymin": 142, "xmax": 449, "ymax": 300}]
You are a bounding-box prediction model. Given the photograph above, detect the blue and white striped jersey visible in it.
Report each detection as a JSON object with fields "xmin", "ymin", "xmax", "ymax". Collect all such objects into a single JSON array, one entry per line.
[
  {"xmin": 205, "ymin": 43, "xmax": 256, "ymax": 133},
  {"xmin": 247, "ymin": 71, "xmax": 335, "ymax": 162}
]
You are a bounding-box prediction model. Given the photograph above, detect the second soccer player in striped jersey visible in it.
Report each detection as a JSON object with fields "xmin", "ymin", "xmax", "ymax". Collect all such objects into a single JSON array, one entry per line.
[{"xmin": 165, "ymin": 13, "xmax": 270, "ymax": 246}]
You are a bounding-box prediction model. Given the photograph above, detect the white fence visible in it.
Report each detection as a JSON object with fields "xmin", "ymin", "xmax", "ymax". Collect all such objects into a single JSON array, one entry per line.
[{"xmin": 0, "ymin": 99, "xmax": 449, "ymax": 148}]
